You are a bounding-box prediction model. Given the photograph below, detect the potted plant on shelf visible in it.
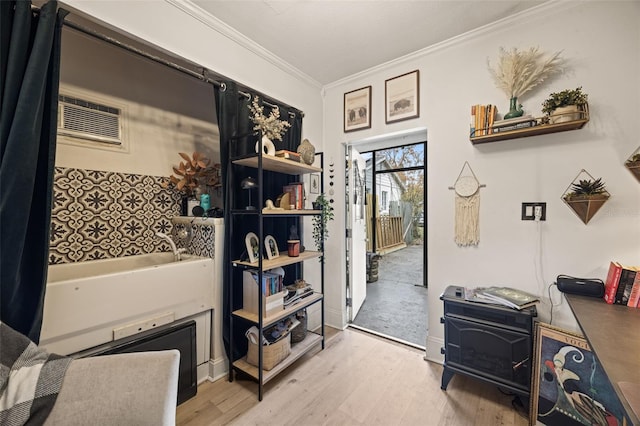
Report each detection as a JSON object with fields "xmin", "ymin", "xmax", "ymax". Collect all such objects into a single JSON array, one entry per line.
[
  {"xmin": 625, "ymin": 148, "xmax": 640, "ymax": 183},
  {"xmin": 562, "ymin": 173, "xmax": 610, "ymax": 224},
  {"xmin": 542, "ymin": 87, "xmax": 588, "ymax": 124},
  {"xmin": 312, "ymin": 193, "xmax": 334, "ymax": 254},
  {"xmin": 162, "ymin": 152, "xmax": 216, "ymax": 216},
  {"xmin": 248, "ymin": 96, "xmax": 291, "ymax": 156}
]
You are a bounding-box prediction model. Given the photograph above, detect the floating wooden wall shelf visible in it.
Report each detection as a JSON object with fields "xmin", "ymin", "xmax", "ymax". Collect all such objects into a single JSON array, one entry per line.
[{"xmin": 470, "ymin": 106, "xmax": 589, "ymax": 145}]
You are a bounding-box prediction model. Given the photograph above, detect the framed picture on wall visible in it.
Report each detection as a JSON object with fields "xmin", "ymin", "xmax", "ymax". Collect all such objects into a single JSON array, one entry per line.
[
  {"xmin": 385, "ymin": 70, "xmax": 419, "ymax": 124},
  {"xmin": 344, "ymin": 86, "xmax": 372, "ymax": 132},
  {"xmin": 310, "ymin": 173, "xmax": 320, "ymax": 195},
  {"xmin": 530, "ymin": 322, "xmax": 628, "ymax": 426}
]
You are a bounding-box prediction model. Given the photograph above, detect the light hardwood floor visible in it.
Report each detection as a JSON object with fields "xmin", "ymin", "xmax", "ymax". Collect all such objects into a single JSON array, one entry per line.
[{"xmin": 176, "ymin": 328, "xmax": 529, "ymax": 426}]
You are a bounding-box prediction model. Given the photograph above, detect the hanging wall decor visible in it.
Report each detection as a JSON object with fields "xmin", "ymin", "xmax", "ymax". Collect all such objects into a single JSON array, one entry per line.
[
  {"xmin": 449, "ymin": 162, "xmax": 486, "ymax": 247},
  {"xmin": 561, "ymin": 169, "xmax": 610, "ymax": 225},
  {"xmin": 624, "ymin": 146, "xmax": 640, "ymax": 183}
]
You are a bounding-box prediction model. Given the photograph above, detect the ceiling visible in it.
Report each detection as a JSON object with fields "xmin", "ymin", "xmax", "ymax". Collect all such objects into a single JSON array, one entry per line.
[{"xmin": 190, "ymin": 0, "xmax": 546, "ymax": 85}]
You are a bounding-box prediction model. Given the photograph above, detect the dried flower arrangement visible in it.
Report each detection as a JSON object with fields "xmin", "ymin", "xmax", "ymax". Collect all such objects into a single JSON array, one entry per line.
[
  {"xmin": 487, "ymin": 47, "xmax": 563, "ymax": 100},
  {"xmin": 248, "ymin": 96, "xmax": 291, "ymax": 141},
  {"xmin": 162, "ymin": 152, "xmax": 219, "ymax": 196}
]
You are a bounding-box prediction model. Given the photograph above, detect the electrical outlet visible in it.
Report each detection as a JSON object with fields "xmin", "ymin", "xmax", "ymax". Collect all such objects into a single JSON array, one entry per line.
[{"xmin": 522, "ymin": 202, "xmax": 546, "ymax": 221}]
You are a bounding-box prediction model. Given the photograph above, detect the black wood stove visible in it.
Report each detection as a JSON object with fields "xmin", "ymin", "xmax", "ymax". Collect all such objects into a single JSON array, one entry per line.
[{"xmin": 440, "ymin": 285, "xmax": 537, "ymax": 399}]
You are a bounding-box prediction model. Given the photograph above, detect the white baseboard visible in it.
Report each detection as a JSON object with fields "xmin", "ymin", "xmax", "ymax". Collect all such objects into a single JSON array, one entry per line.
[
  {"xmin": 208, "ymin": 356, "xmax": 228, "ymax": 382},
  {"xmin": 425, "ymin": 335, "xmax": 444, "ymax": 364},
  {"xmin": 197, "ymin": 362, "xmax": 209, "ymax": 383}
]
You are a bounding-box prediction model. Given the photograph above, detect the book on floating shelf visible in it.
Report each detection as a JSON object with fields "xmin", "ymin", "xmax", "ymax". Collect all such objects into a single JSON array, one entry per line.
[
  {"xmin": 465, "ymin": 286, "xmax": 539, "ymax": 310},
  {"xmin": 493, "ymin": 120, "xmax": 537, "ymax": 133},
  {"xmin": 275, "ymin": 150, "xmax": 301, "ymax": 162}
]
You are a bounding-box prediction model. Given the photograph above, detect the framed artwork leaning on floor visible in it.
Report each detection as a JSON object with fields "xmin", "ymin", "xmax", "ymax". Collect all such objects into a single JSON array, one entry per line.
[{"xmin": 530, "ymin": 322, "xmax": 628, "ymax": 426}]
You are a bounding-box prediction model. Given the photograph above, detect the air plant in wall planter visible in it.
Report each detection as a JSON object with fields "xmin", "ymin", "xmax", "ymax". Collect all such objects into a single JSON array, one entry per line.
[
  {"xmin": 561, "ymin": 170, "xmax": 610, "ymax": 225},
  {"xmin": 625, "ymin": 147, "xmax": 640, "ymax": 183}
]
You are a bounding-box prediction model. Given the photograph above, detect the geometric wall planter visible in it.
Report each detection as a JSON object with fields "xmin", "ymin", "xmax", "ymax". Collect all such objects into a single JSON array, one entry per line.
[
  {"xmin": 561, "ymin": 169, "xmax": 610, "ymax": 225},
  {"xmin": 625, "ymin": 146, "xmax": 640, "ymax": 183}
]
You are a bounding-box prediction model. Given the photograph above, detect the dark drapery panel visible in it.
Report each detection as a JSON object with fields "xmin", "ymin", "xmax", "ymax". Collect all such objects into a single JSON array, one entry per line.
[
  {"xmin": 0, "ymin": 0, "xmax": 66, "ymax": 342},
  {"xmin": 215, "ymin": 86, "xmax": 303, "ymax": 362}
]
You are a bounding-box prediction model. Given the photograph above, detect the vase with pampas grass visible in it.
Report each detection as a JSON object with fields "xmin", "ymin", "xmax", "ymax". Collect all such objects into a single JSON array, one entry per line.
[{"xmin": 488, "ymin": 47, "xmax": 563, "ymax": 119}]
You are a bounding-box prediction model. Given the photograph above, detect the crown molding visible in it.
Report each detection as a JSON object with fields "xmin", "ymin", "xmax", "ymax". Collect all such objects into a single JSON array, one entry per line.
[
  {"xmin": 324, "ymin": 0, "xmax": 569, "ymax": 90},
  {"xmin": 165, "ymin": 0, "xmax": 322, "ymax": 89}
]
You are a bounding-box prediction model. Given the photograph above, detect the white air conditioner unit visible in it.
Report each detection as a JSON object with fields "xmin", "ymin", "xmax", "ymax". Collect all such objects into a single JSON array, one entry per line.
[{"xmin": 58, "ymin": 95, "xmax": 122, "ymax": 145}]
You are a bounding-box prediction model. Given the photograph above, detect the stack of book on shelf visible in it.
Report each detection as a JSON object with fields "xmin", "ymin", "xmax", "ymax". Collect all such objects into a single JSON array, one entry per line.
[
  {"xmin": 464, "ymin": 286, "xmax": 539, "ymax": 310},
  {"xmin": 275, "ymin": 150, "xmax": 301, "ymax": 162},
  {"xmin": 243, "ymin": 269, "xmax": 286, "ymax": 316},
  {"xmin": 283, "ymin": 281, "xmax": 313, "ymax": 307},
  {"xmin": 491, "ymin": 115, "xmax": 538, "ymax": 133},
  {"xmin": 283, "ymin": 182, "xmax": 304, "ymax": 209},
  {"xmin": 470, "ymin": 104, "xmax": 497, "ymax": 137},
  {"xmin": 603, "ymin": 261, "xmax": 640, "ymax": 307}
]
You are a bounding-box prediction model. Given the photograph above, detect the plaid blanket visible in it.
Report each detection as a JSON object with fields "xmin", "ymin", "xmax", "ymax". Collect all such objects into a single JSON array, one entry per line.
[{"xmin": 0, "ymin": 322, "xmax": 71, "ymax": 426}]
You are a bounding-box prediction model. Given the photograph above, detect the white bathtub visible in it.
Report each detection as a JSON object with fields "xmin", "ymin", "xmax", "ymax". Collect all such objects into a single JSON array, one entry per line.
[{"xmin": 40, "ymin": 253, "xmax": 215, "ymax": 357}]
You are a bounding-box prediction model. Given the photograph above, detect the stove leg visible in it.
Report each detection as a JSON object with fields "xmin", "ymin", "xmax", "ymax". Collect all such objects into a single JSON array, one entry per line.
[{"xmin": 441, "ymin": 367, "xmax": 454, "ymax": 390}]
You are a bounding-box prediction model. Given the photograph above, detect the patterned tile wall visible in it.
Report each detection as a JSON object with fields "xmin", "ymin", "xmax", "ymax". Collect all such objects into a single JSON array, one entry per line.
[
  {"xmin": 171, "ymin": 217, "xmax": 216, "ymax": 259},
  {"xmin": 49, "ymin": 167, "xmax": 182, "ymax": 264}
]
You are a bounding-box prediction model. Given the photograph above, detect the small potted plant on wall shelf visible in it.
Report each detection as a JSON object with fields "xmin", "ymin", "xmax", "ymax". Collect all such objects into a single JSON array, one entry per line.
[
  {"xmin": 625, "ymin": 147, "xmax": 640, "ymax": 183},
  {"xmin": 562, "ymin": 170, "xmax": 610, "ymax": 224},
  {"xmin": 541, "ymin": 87, "xmax": 588, "ymax": 124}
]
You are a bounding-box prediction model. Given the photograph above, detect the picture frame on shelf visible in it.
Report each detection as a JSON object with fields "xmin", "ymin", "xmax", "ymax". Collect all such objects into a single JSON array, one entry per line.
[
  {"xmin": 245, "ymin": 232, "xmax": 259, "ymax": 264},
  {"xmin": 310, "ymin": 173, "xmax": 320, "ymax": 195},
  {"xmin": 385, "ymin": 70, "xmax": 419, "ymax": 124},
  {"xmin": 264, "ymin": 235, "xmax": 279, "ymax": 260},
  {"xmin": 344, "ymin": 85, "xmax": 372, "ymax": 132},
  {"xmin": 530, "ymin": 322, "xmax": 627, "ymax": 426}
]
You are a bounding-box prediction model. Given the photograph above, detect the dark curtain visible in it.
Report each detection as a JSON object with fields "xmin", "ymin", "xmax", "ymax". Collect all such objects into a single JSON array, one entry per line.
[
  {"xmin": 215, "ymin": 84, "xmax": 303, "ymax": 362},
  {"xmin": 0, "ymin": 0, "xmax": 66, "ymax": 342}
]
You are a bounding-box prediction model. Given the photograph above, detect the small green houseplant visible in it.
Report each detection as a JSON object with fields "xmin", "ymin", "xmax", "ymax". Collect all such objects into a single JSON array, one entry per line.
[
  {"xmin": 563, "ymin": 178, "xmax": 608, "ymax": 201},
  {"xmin": 562, "ymin": 174, "xmax": 610, "ymax": 224},
  {"xmin": 541, "ymin": 87, "xmax": 588, "ymax": 123},
  {"xmin": 312, "ymin": 193, "xmax": 334, "ymax": 252}
]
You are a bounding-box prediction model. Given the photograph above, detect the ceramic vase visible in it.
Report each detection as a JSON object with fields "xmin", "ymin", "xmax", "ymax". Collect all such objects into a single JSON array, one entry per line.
[
  {"xmin": 255, "ymin": 135, "xmax": 275, "ymax": 156},
  {"xmin": 503, "ymin": 97, "xmax": 524, "ymax": 119}
]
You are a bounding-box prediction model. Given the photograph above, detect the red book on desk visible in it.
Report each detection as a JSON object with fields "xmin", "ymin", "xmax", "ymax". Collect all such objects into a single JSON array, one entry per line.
[{"xmin": 603, "ymin": 261, "xmax": 622, "ymax": 304}]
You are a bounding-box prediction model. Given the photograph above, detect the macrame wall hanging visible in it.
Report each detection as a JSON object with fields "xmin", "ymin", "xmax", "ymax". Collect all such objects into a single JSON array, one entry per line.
[{"xmin": 449, "ymin": 162, "xmax": 486, "ymax": 247}]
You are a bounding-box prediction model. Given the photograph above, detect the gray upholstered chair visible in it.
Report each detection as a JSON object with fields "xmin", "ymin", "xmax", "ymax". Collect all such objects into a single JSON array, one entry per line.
[{"xmin": 44, "ymin": 350, "xmax": 180, "ymax": 426}]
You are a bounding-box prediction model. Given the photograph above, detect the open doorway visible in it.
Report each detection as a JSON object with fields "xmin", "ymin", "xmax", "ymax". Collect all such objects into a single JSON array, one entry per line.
[{"xmin": 346, "ymin": 138, "xmax": 427, "ymax": 349}]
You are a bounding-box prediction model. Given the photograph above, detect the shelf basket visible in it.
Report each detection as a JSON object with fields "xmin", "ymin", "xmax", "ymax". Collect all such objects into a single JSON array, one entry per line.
[
  {"xmin": 290, "ymin": 310, "xmax": 307, "ymax": 343},
  {"xmin": 247, "ymin": 333, "xmax": 291, "ymax": 371},
  {"xmin": 561, "ymin": 169, "xmax": 610, "ymax": 225},
  {"xmin": 625, "ymin": 146, "xmax": 640, "ymax": 183}
]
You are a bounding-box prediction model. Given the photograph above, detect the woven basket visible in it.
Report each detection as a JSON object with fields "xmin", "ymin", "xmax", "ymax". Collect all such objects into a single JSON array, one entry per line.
[
  {"xmin": 247, "ymin": 333, "xmax": 291, "ymax": 370},
  {"xmin": 291, "ymin": 310, "xmax": 307, "ymax": 343}
]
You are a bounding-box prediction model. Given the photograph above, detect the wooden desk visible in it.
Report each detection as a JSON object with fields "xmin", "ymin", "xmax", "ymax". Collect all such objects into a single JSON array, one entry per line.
[{"xmin": 565, "ymin": 294, "xmax": 640, "ymax": 425}]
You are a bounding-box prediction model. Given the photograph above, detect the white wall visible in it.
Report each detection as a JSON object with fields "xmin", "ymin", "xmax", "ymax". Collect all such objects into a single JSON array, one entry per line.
[
  {"xmin": 58, "ymin": 27, "xmax": 220, "ymax": 184},
  {"xmin": 322, "ymin": 1, "xmax": 640, "ymax": 359},
  {"xmin": 59, "ymin": 0, "xmax": 323, "ymax": 149}
]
